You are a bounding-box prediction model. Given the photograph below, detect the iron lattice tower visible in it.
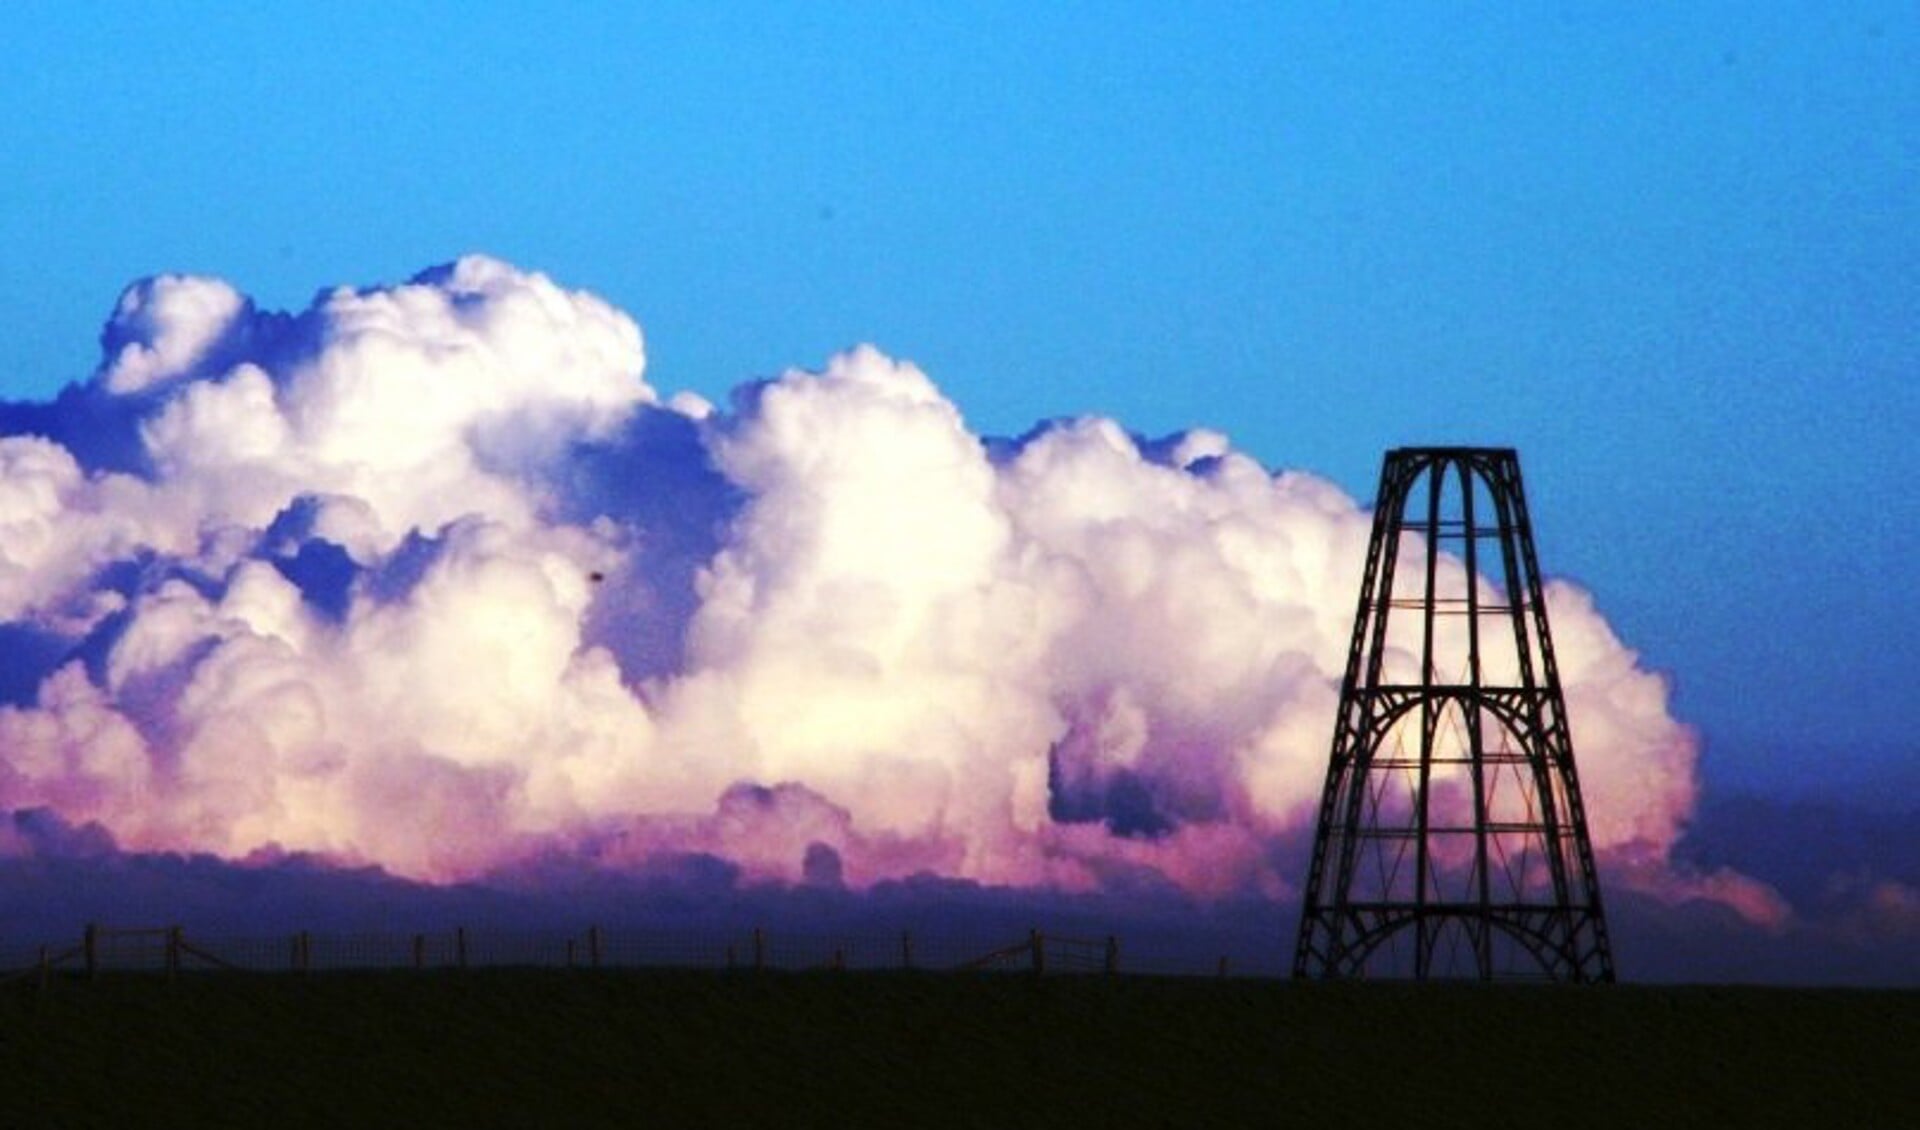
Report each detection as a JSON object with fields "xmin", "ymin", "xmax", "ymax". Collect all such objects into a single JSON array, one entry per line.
[{"xmin": 1293, "ymin": 448, "xmax": 1615, "ymax": 982}]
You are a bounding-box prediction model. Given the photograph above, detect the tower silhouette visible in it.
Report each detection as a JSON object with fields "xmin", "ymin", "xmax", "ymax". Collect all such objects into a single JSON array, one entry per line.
[{"xmin": 1293, "ymin": 448, "xmax": 1614, "ymax": 982}]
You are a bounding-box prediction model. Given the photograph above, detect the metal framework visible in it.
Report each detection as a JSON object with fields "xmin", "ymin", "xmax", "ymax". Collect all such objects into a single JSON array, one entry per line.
[{"xmin": 1293, "ymin": 448, "xmax": 1614, "ymax": 982}]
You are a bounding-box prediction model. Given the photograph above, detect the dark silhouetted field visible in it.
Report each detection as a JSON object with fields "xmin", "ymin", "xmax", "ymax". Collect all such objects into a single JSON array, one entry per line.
[{"xmin": 3, "ymin": 970, "xmax": 1913, "ymax": 1127}]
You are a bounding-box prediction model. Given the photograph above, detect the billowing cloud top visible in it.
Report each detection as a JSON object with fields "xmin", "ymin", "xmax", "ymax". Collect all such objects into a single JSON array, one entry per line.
[{"xmin": 0, "ymin": 257, "xmax": 1775, "ymax": 920}]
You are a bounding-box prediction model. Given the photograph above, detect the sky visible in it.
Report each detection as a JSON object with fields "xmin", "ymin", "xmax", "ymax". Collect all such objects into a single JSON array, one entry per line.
[{"xmin": 0, "ymin": 4, "xmax": 1913, "ymax": 981}]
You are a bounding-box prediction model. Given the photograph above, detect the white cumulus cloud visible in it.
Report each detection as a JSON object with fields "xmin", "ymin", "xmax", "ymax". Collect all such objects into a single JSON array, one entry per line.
[{"xmin": 0, "ymin": 256, "xmax": 1766, "ymax": 923}]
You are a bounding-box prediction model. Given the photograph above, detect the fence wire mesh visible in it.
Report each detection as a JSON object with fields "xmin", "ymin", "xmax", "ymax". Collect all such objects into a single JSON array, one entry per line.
[{"xmin": 4, "ymin": 921, "xmax": 1290, "ymax": 981}]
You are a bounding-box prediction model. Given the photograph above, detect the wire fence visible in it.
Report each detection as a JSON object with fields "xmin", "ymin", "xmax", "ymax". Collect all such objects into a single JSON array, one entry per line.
[{"xmin": 1, "ymin": 921, "xmax": 1284, "ymax": 984}]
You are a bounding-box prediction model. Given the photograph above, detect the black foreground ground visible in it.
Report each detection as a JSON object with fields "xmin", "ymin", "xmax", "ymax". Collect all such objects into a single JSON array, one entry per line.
[{"xmin": 2, "ymin": 970, "xmax": 1913, "ymax": 1128}]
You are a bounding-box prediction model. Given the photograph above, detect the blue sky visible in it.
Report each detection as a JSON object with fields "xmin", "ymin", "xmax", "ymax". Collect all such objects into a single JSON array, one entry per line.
[{"xmin": 2, "ymin": 2, "xmax": 1914, "ymax": 803}]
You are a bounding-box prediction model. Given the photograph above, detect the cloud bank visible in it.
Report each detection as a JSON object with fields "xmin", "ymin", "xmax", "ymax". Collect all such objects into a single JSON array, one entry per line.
[{"xmin": 0, "ymin": 257, "xmax": 1772, "ymax": 922}]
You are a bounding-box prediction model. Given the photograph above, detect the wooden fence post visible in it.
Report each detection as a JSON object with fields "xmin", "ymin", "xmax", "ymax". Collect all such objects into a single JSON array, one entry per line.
[
  {"xmin": 166, "ymin": 926, "xmax": 182, "ymax": 979},
  {"xmin": 1030, "ymin": 929, "xmax": 1045, "ymax": 976},
  {"xmin": 83, "ymin": 923, "xmax": 97, "ymax": 980},
  {"xmin": 566, "ymin": 939, "xmax": 576, "ymax": 969},
  {"xmin": 412, "ymin": 934, "xmax": 425, "ymax": 970},
  {"xmin": 1105, "ymin": 935, "xmax": 1120, "ymax": 975},
  {"xmin": 588, "ymin": 925, "xmax": 602, "ymax": 970},
  {"xmin": 1217, "ymin": 955, "xmax": 1229, "ymax": 978}
]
